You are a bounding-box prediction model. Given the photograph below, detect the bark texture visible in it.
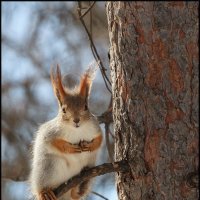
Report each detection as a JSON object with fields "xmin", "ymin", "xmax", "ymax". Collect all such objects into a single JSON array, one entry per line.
[{"xmin": 106, "ymin": 2, "xmax": 198, "ymax": 200}]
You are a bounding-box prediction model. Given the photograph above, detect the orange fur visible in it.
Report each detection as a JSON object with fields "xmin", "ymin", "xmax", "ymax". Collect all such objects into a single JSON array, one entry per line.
[
  {"xmin": 80, "ymin": 134, "xmax": 102, "ymax": 152},
  {"xmin": 79, "ymin": 74, "xmax": 92, "ymax": 98},
  {"xmin": 71, "ymin": 180, "xmax": 90, "ymax": 200},
  {"xmin": 51, "ymin": 138, "xmax": 82, "ymax": 154},
  {"xmin": 51, "ymin": 134, "xmax": 102, "ymax": 154},
  {"xmin": 50, "ymin": 65, "xmax": 66, "ymax": 105},
  {"xmin": 71, "ymin": 187, "xmax": 81, "ymax": 200},
  {"xmin": 39, "ymin": 188, "xmax": 57, "ymax": 200}
]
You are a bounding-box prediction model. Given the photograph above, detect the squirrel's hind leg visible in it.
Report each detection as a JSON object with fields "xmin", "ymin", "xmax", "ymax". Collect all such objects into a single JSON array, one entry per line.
[
  {"xmin": 39, "ymin": 188, "xmax": 57, "ymax": 200},
  {"xmin": 71, "ymin": 179, "xmax": 91, "ymax": 200}
]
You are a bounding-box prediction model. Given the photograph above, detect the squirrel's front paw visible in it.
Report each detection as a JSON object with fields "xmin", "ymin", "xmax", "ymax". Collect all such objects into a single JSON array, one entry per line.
[
  {"xmin": 68, "ymin": 144, "xmax": 82, "ymax": 153},
  {"xmin": 79, "ymin": 140, "xmax": 92, "ymax": 152},
  {"xmin": 39, "ymin": 188, "xmax": 57, "ymax": 200}
]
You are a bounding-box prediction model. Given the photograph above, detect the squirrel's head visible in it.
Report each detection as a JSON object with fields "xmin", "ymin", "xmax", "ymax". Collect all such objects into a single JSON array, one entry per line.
[{"xmin": 50, "ymin": 64, "xmax": 96, "ymax": 128}]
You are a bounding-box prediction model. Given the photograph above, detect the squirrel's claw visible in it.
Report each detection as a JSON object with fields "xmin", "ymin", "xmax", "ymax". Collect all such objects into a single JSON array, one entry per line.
[
  {"xmin": 74, "ymin": 148, "xmax": 82, "ymax": 153},
  {"xmin": 44, "ymin": 194, "xmax": 51, "ymax": 200},
  {"xmin": 39, "ymin": 189, "xmax": 57, "ymax": 200},
  {"xmin": 82, "ymin": 148, "xmax": 91, "ymax": 152},
  {"xmin": 79, "ymin": 141, "xmax": 91, "ymax": 152},
  {"xmin": 66, "ymin": 143, "xmax": 82, "ymax": 153},
  {"xmin": 81, "ymin": 145, "xmax": 91, "ymax": 152},
  {"xmin": 73, "ymin": 145, "xmax": 82, "ymax": 152}
]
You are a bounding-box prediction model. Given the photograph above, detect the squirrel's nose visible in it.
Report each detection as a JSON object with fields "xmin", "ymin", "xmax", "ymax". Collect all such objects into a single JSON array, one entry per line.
[{"xmin": 73, "ymin": 118, "xmax": 80, "ymax": 124}]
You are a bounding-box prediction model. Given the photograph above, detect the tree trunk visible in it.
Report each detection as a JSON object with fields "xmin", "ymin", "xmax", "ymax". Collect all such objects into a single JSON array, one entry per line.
[{"xmin": 106, "ymin": 2, "xmax": 198, "ymax": 200}]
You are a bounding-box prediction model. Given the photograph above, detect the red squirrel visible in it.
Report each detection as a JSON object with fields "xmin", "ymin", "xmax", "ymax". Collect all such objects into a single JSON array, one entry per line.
[{"xmin": 29, "ymin": 64, "xmax": 103, "ymax": 200}]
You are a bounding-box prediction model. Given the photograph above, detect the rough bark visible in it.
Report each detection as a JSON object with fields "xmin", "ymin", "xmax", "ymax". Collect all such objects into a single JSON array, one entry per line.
[{"xmin": 106, "ymin": 2, "xmax": 198, "ymax": 200}]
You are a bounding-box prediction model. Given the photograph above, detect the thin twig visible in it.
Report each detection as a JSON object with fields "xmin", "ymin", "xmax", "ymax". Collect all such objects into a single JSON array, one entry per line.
[
  {"xmin": 97, "ymin": 105, "xmax": 113, "ymax": 124},
  {"xmin": 77, "ymin": 2, "xmax": 112, "ymax": 94},
  {"xmin": 79, "ymin": 1, "xmax": 96, "ymax": 19},
  {"xmin": 91, "ymin": 191, "xmax": 110, "ymax": 200},
  {"xmin": 79, "ymin": 17, "xmax": 111, "ymax": 91},
  {"xmin": 89, "ymin": 1, "xmax": 93, "ymax": 38},
  {"xmin": 53, "ymin": 160, "xmax": 130, "ymax": 198},
  {"xmin": 105, "ymin": 124, "xmax": 113, "ymax": 162},
  {"xmin": 107, "ymin": 97, "xmax": 114, "ymax": 139},
  {"xmin": 108, "ymin": 129, "xmax": 115, "ymax": 139}
]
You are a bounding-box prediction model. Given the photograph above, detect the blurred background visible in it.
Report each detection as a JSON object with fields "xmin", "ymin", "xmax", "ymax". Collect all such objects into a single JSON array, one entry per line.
[{"xmin": 2, "ymin": 2, "xmax": 115, "ymax": 200}]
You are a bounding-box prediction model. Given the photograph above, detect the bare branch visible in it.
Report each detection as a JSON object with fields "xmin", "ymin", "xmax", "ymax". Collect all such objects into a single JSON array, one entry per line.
[
  {"xmin": 91, "ymin": 191, "xmax": 110, "ymax": 200},
  {"xmin": 105, "ymin": 124, "xmax": 113, "ymax": 162},
  {"xmin": 89, "ymin": 1, "xmax": 93, "ymax": 41},
  {"xmin": 77, "ymin": 2, "xmax": 112, "ymax": 94},
  {"xmin": 53, "ymin": 160, "xmax": 130, "ymax": 198},
  {"xmin": 97, "ymin": 107, "xmax": 113, "ymax": 124},
  {"xmin": 79, "ymin": 1, "xmax": 96, "ymax": 19}
]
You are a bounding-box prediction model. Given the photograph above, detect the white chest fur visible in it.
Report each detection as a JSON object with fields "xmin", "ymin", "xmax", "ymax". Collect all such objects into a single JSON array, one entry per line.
[
  {"xmin": 31, "ymin": 119, "xmax": 101, "ymax": 193},
  {"xmin": 60, "ymin": 120, "xmax": 100, "ymax": 143}
]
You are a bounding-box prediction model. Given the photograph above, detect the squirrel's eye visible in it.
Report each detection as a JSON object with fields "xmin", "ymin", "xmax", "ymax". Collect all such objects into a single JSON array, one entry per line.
[{"xmin": 62, "ymin": 107, "xmax": 66, "ymax": 113}]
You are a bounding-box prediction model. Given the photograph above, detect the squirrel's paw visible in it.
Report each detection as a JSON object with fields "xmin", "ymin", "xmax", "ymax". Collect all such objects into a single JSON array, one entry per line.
[
  {"xmin": 39, "ymin": 188, "xmax": 57, "ymax": 200},
  {"xmin": 68, "ymin": 144, "xmax": 82, "ymax": 153},
  {"xmin": 79, "ymin": 141, "xmax": 92, "ymax": 152}
]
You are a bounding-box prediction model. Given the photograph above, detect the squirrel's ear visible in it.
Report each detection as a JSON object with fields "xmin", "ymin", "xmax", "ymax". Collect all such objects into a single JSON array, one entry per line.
[
  {"xmin": 50, "ymin": 64, "xmax": 66, "ymax": 106},
  {"xmin": 79, "ymin": 64, "xmax": 97, "ymax": 102},
  {"xmin": 79, "ymin": 74, "xmax": 92, "ymax": 101}
]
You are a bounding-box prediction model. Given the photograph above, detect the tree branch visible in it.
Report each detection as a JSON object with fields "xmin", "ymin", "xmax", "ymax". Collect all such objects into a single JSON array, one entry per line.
[
  {"xmin": 53, "ymin": 160, "xmax": 130, "ymax": 198},
  {"xmin": 91, "ymin": 191, "xmax": 109, "ymax": 200},
  {"xmin": 97, "ymin": 107, "xmax": 113, "ymax": 124},
  {"xmin": 105, "ymin": 123, "xmax": 114, "ymax": 162},
  {"xmin": 77, "ymin": 2, "xmax": 112, "ymax": 94},
  {"xmin": 79, "ymin": 1, "xmax": 96, "ymax": 19}
]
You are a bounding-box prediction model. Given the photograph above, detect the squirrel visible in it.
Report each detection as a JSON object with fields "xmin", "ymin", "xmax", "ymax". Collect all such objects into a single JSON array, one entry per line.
[{"xmin": 29, "ymin": 64, "xmax": 103, "ymax": 200}]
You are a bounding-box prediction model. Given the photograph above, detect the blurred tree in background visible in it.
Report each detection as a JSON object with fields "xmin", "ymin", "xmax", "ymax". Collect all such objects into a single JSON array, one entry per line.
[{"xmin": 2, "ymin": 2, "xmax": 114, "ymax": 200}]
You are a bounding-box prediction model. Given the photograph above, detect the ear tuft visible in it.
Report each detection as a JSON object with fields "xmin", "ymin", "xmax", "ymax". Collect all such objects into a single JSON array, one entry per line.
[
  {"xmin": 50, "ymin": 64, "xmax": 66, "ymax": 105},
  {"xmin": 85, "ymin": 61, "xmax": 98, "ymax": 80},
  {"xmin": 79, "ymin": 61, "xmax": 98, "ymax": 99}
]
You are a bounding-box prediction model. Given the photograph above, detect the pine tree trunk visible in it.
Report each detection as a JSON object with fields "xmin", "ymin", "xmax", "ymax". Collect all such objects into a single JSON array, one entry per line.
[{"xmin": 106, "ymin": 2, "xmax": 198, "ymax": 200}]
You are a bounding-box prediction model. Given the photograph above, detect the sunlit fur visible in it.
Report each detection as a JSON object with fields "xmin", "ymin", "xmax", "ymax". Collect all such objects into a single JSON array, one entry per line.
[{"xmin": 29, "ymin": 64, "xmax": 102, "ymax": 200}]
